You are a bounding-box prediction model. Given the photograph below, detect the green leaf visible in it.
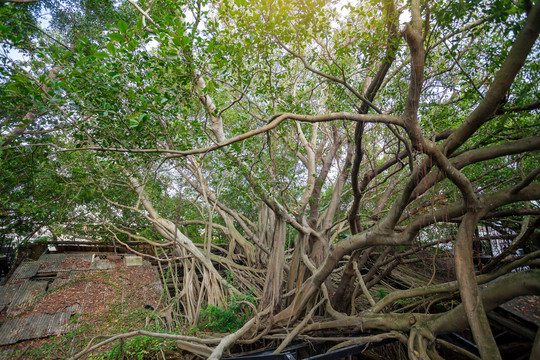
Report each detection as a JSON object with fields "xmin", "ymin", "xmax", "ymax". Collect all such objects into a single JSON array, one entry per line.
[
  {"xmin": 206, "ymin": 80, "xmax": 215, "ymax": 92},
  {"xmin": 129, "ymin": 117, "xmax": 139, "ymax": 128},
  {"xmin": 93, "ymin": 51, "xmax": 109, "ymax": 59},
  {"xmin": 172, "ymin": 36, "xmax": 182, "ymax": 47},
  {"xmin": 181, "ymin": 36, "xmax": 190, "ymax": 47},
  {"xmin": 106, "ymin": 42, "xmax": 116, "ymax": 56},
  {"xmin": 117, "ymin": 20, "xmax": 128, "ymax": 34},
  {"xmin": 109, "ymin": 33, "xmax": 125, "ymax": 42}
]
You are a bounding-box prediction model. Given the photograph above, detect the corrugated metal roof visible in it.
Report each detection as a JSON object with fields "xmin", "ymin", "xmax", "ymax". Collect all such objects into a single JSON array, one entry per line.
[
  {"xmin": 0, "ymin": 283, "xmax": 21, "ymax": 312},
  {"xmin": 8, "ymin": 263, "xmax": 40, "ymax": 283},
  {"xmin": 35, "ymin": 253, "xmax": 94, "ymax": 273},
  {"xmin": 0, "ymin": 304, "xmax": 80, "ymax": 346},
  {"xmin": 38, "ymin": 253, "xmax": 93, "ymax": 263},
  {"xmin": 7, "ymin": 280, "xmax": 48, "ymax": 317},
  {"xmin": 50, "ymin": 276, "xmax": 70, "ymax": 290},
  {"xmin": 0, "ymin": 253, "xmax": 158, "ymax": 347}
]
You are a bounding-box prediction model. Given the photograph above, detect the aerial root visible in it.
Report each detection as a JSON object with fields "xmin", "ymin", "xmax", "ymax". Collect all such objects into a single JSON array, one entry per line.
[
  {"xmin": 326, "ymin": 332, "xmax": 399, "ymax": 352},
  {"xmin": 70, "ymin": 307, "xmax": 274, "ymax": 360},
  {"xmin": 427, "ymin": 343, "xmax": 445, "ymax": 360},
  {"xmin": 208, "ymin": 307, "xmax": 271, "ymax": 360},
  {"xmin": 406, "ymin": 325, "xmax": 439, "ymax": 360},
  {"xmin": 434, "ymin": 339, "xmax": 481, "ymax": 360},
  {"xmin": 408, "ymin": 327, "xmax": 419, "ymax": 360},
  {"xmin": 273, "ymin": 298, "xmax": 326, "ymax": 354},
  {"xmin": 68, "ymin": 330, "xmax": 221, "ymax": 360},
  {"xmin": 176, "ymin": 340, "xmax": 214, "ymax": 358},
  {"xmin": 416, "ymin": 335, "xmax": 429, "ymax": 360}
]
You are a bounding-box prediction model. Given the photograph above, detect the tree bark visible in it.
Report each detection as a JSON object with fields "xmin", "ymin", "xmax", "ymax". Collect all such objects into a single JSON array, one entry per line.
[
  {"xmin": 455, "ymin": 212, "xmax": 502, "ymax": 360},
  {"xmin": 261, "ymin": 214, "xmax": 286, "ymax": 313}
]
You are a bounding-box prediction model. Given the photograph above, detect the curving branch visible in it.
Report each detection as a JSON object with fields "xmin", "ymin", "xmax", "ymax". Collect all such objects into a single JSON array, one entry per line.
[{"xmin": 53, "ymin": 112, "xmax": 402, "ymax": 158}]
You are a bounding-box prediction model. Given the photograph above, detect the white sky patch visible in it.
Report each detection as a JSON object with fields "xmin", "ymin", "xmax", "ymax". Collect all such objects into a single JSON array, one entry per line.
[
  {"xmin": 399, "ymin": 10, "xmax": 411, "ymax": 25},
  {"xmin": 337, "ymin": 0, "xmax": 353, "ymax": 17},
  {"xmin": 4, "ymin": 10, "xmax": 52, "ymax": 62},
  {"xmin": 5, "ymin": 47, "xmax": 27, "ymax": 62},
  {"xmin": 40, "ymin": 11, "xmax": 52, "ymax": 28},
  {"xmin": 145, "ymin": 38, "xmax": 160, "ymax": 51}
]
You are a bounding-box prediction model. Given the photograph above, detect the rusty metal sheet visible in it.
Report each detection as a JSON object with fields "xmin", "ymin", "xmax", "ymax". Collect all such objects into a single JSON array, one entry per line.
[
  {"xmin": 36, "ymin": 254, "xmax": 62, "ymax": 273},
  {"xmin": 0, "ymin": 306, "xmax": 77, "ymax": 345},
  {"xmin": 7, "ymin": 280, "xmax": 48, "ymax": 317},
  {"xmin": 37, "ymin": 253, "xmax": 93, "ymax": 273},
  {"xmin": 38, "ymin": 253, "xmax": 93, "ymax": 263},
  {"xmin": 0, "ymin": 283, "xmax": 21, "ymax": 312},
  {"xmin": 50, "ymin": 276, "xmax": 70, "ymax": 290},
  {"xmin": 8, "ymin": 262, "xmax": 40, "ymax": 283}
]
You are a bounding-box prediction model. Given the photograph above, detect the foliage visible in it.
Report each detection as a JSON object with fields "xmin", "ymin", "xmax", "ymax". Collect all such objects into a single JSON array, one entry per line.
[
  {"xmin": 1, "ymin": 0, "xmax": 539, "ymax": 358},
  {"xmin": 198, "ymin": 292, "xmax": 257, "ymax": 333},
  {"xmin": 90, "ymin": 328, "xmax": 176, "ymax": 360}
]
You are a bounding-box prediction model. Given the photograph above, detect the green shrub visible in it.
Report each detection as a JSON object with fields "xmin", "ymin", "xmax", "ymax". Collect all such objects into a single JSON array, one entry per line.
[
  {"xmin": 198, "ymin": 292, "xmax": 257, "ymax": 333},
  {"xmin": 90, "ymin": 325, "xmax": 176, "ymax": 360},
  {"xmin": 90, "ymin": 335, "xmax": 174, "ymax": 360}
]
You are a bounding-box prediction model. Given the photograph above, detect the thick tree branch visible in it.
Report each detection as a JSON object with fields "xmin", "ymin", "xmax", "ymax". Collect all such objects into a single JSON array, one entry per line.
[{"xmin": 442, "ymin": 2, "xmax": 540, "ymax": 156}]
